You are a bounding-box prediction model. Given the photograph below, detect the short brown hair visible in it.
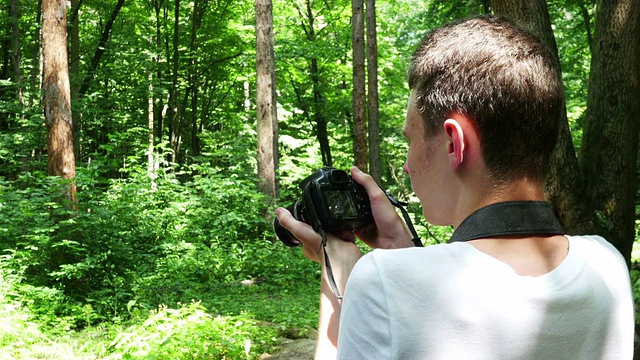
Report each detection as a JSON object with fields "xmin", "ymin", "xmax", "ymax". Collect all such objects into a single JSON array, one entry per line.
[{"xmin": 408, "ymin": 16, "xmax": 564, "ymax": 182}]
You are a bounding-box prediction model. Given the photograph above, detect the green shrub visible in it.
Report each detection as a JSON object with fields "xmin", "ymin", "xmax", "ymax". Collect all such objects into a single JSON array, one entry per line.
[{"xmin": 108, "ymin": 302, "xmax": 277, "ymax": 359}]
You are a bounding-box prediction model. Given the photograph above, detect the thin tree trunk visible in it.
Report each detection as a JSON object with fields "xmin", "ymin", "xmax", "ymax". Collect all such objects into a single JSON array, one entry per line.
[
  {"xmin": 311, "ymin": 57, "xmax": 332, "ymax": 166},
  {"xmin": 255, "ymin": 0, "xmax": 278, "ymax": 209},
  {"xmin": 366, "ymin": 0, "xmax": 381, "ymax": 184},
  {"xmin": 187, "ymin": 0, "xmax": 207, "ymax": 157},
  {"xmin": 147, "ymin": 71, "xmax": 157, "ymax": 191},
  {"xmin": 10, "ymin": 0, "xmax": 25, "ymax": 111},
  {"xmin": 42, "ymin": 0, "xmax": 77, "ymax": 204},
  {"xmin": 578, "ymin": 0, "xmax": 593, "ymax": 52},
  {"xmin": 29, "ymin": 0, "xmax": 43, "ymax": 108},
  {"xmin": 352, "ymin": 0, "xmax": 367, "ymax": 172},
  {"xmin": 167, "ymin": 0, "xmax": 180, "ymax": 163},
  {"xmin": 153, "ymin": 0, "xmax": 164, "ymax": 143}
]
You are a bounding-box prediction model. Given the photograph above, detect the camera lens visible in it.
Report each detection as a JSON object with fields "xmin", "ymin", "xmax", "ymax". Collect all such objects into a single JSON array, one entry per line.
[
  {"xmin": 273, "ymin": 217, "xmax": 301, "ymax": 247},
  {"xmin": 273, "ymin": 201, "xmax": 307, "ymax": 247}
]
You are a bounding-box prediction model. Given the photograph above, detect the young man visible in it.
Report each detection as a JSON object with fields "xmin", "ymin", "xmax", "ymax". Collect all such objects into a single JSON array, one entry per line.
[{"xmin": 275, "ymin": 16, "xmax": 634, "ymax": 359}]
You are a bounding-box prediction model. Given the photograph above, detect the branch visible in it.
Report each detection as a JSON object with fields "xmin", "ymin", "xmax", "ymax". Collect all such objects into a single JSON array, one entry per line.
[
  {"xmin": 197, "ymin": 52, "xmax": 243, "ymax": 77},
  {"xmin": 79, "ymin": 0, "xmax": 126, "ymax": 96}
]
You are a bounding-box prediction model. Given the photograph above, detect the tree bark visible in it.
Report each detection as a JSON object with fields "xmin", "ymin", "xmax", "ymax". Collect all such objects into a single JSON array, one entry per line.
[
  {"xmin": 366, "ymin": 0, "xmax": 381, "ymax": 184},
  {"xmin": 352, "ymin": 0, "xmax": 367, "ymax": 172},
  {"xmin": 69, "ymin": 0, "xmax": 81, "ymax": 161},
  {"xmin": 42, "ymin": 0, "xmax": 77, "ymax": 204},
  {"xmin": 580, "ymin": 0, "xmax": 640, "ymax": 264},
  {"xmin": 255, "ymin": 0, "xmax": 278, "ymax": 207}
]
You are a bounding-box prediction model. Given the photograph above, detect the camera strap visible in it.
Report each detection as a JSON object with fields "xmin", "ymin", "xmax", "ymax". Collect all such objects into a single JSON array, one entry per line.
[
  {"xmin": 384, "ymin": 190, "xmax": 423, "ymax": 247},
  {"xmin": 320, "ymin": 229, "xmax": 345, "ymax": 300},
  {"xmin": 448, "ymin": 201, "xmax": 564, "ymax": 243}
]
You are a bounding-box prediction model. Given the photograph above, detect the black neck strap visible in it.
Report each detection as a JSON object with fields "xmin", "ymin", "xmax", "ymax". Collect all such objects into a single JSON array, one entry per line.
[{"xmin": 448, "ymin": 201, "xmax": 564, "ymax": 243}]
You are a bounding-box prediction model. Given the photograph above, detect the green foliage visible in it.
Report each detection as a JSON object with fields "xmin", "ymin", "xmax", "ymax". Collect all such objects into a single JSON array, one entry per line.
[
  {"xmin": 0, "ymin": 159, "xmax": 321, "ymax": 329},
  {"xmin": 108, "ymin": 302, "xmax": 277, "ymax": 359},
  {"xmin": 1, "ymin": 0, "xmax": 638, "ymax": 357},
  {"xmin": 0, "ymin": 254, "xmax": 45, "ymax": 353},
  {"xmin": 548, "ymin": 0, "xmax": 593, "ymax": 150}
]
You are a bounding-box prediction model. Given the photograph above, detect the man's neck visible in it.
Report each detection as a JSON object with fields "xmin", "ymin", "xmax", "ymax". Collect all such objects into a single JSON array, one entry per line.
[{"xmin": 451, "ymin": 177, "xmax": 546, "ymax": 230}]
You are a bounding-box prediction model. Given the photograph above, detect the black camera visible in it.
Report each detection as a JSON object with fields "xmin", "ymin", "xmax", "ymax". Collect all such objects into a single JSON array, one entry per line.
[{"xmin": 274, "ymin": 167, "xmax": 374, "ymax": 247}]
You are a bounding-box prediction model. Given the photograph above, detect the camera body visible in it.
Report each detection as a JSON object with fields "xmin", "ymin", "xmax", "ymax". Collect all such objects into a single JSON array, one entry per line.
[{"xmin": 274, "ymin": 167, "xmax": 374, "ymax": 247}]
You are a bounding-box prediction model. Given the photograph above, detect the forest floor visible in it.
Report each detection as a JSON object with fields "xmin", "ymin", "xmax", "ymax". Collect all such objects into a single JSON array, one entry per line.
[
  {"xmin": 261, "ymin": 338, "xmax": 316, "ymax": 360},
  {"xmin": 260, "ymin": 324, "xmax": 317, "ymax": 360}
]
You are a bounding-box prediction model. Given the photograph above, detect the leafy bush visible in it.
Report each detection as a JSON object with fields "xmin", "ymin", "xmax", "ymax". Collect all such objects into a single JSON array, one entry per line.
[
  {"xmin": 108, "ymin": 302, "xmax": 277, "ymax": 359},
  {"xmin": 0, "ymin": 162, "xmax": 320, "ymax": 332}
]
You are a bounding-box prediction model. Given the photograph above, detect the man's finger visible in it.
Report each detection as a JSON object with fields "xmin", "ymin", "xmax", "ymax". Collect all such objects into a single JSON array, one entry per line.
[
  {"xmin": 275, "ymin": 207, "xmax": 322, "ymax": 247},
  {"xmin": 350, "ymin": 166, "xmax": 393, "ymax": 207}
]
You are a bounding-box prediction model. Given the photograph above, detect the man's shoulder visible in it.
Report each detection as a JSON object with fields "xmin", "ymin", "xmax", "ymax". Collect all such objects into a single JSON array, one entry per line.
[
  {"xmin": 356, "ymin": 242, "xmax": 472, "ymax": 277},
  {"xmin": 367, "ymin": 241, "xmax": 468, "ymax": 261},
  {"xmin": 566, "ymin": 235, "xmax": 625, "ymax": 261},
  {"xmin": 566, "ymin": 234, "xmax": 628, "ymax": 270}
]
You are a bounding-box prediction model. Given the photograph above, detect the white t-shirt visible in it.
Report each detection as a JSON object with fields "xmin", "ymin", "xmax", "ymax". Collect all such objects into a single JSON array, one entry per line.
[{"xmin": 337, "ymin": 235, "xmax": 634, "ymax": 359}]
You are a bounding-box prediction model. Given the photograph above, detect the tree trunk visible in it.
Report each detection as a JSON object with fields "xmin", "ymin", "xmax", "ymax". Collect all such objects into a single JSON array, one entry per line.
[
  {"xmin": 352, "ymin": 0, "xmax": 367, "ymax": 172},
  {"xmin": 69, "ymin": 0, "xmax": 81, "ymax": 161},
  {"xmin": 187, "ymin": 0, "xmax": 207, "ymax": 157},
  {"xmin": 10, "ymin": 0, "xmax": 25, "ymax": 111},
  {"xmin": 147, "ymin": 71, "xmax": 157, "ymax": 191},
  {"xmin": 29, "ymin": 0, "xmax": 43, "ymax": 108},
  {"xmin": 153, "ymin": 0, "xmax": 164, "ymax": 143},
  {"xmin": 255, "ymin": 0, "xmax": 278, "ymax": 207},
  {"xmin": 366, "ymin": 0, "xmax": 381, "ymax": 184},
  {"xmin": 42, "ymin": 0, "xmax": 77, "ymax": 204},
  {"xmin": 491, "ymin": 0, "xmax": 596, "ymax": 240},
  {"xmin": 580, "ymin": 0, "xmax": 640, "ymax": 265},
  {"xmin": 167, "ymin": 0, "xmax": 180, "ymax": 164},
  {"xmin": 311, "ymin": 57, "xmax": 332, "ymax": 167}
]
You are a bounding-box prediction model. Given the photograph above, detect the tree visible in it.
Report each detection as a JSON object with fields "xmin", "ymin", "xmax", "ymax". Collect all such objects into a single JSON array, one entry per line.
[
  {"xmin": 366, "ymin": 0, "xmax": 381, "ymax": 184},
  {"xmin": 492, "ymin": 0, "xmax": 640, "ymax": 264},
  {"xmin": 579, "ymin": 0, "xmax": 640, "ymax": 264},
  {"xmin": 256, "ymin": 0, "xmax": 278, "ymax": 207},
  {"xmin": 292, "ymin": 0, "xmax": 333, "ymax": 166},
  {"xmin": 9, "ymin": 0, "xmax": 24, "ymax": 112},
  {"xmin": 352, "ymin": 0, "xmax": 367, "ymax": 171},
  {"xmin": 42, "ymin": 0, "xmax": 76, "ymax": 204},
  {"xmin": 167, "ymin": 0, "xmax": 181, "ymax": 163}
]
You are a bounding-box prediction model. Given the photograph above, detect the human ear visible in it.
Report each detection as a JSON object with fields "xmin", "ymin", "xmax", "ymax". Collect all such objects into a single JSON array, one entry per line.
[{"xmin": 444, "ymin": 119, "xmax": 465, "ymax": 169}]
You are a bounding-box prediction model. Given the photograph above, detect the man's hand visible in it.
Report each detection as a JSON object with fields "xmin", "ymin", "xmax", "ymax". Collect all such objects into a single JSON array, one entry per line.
[
  {"xmin": 275, "ymin": 207, "xmax": 361, "ymax": 265},
  {"xmin": 350, "ymin": 166, "xmax": 415, "ymax": 249}
]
